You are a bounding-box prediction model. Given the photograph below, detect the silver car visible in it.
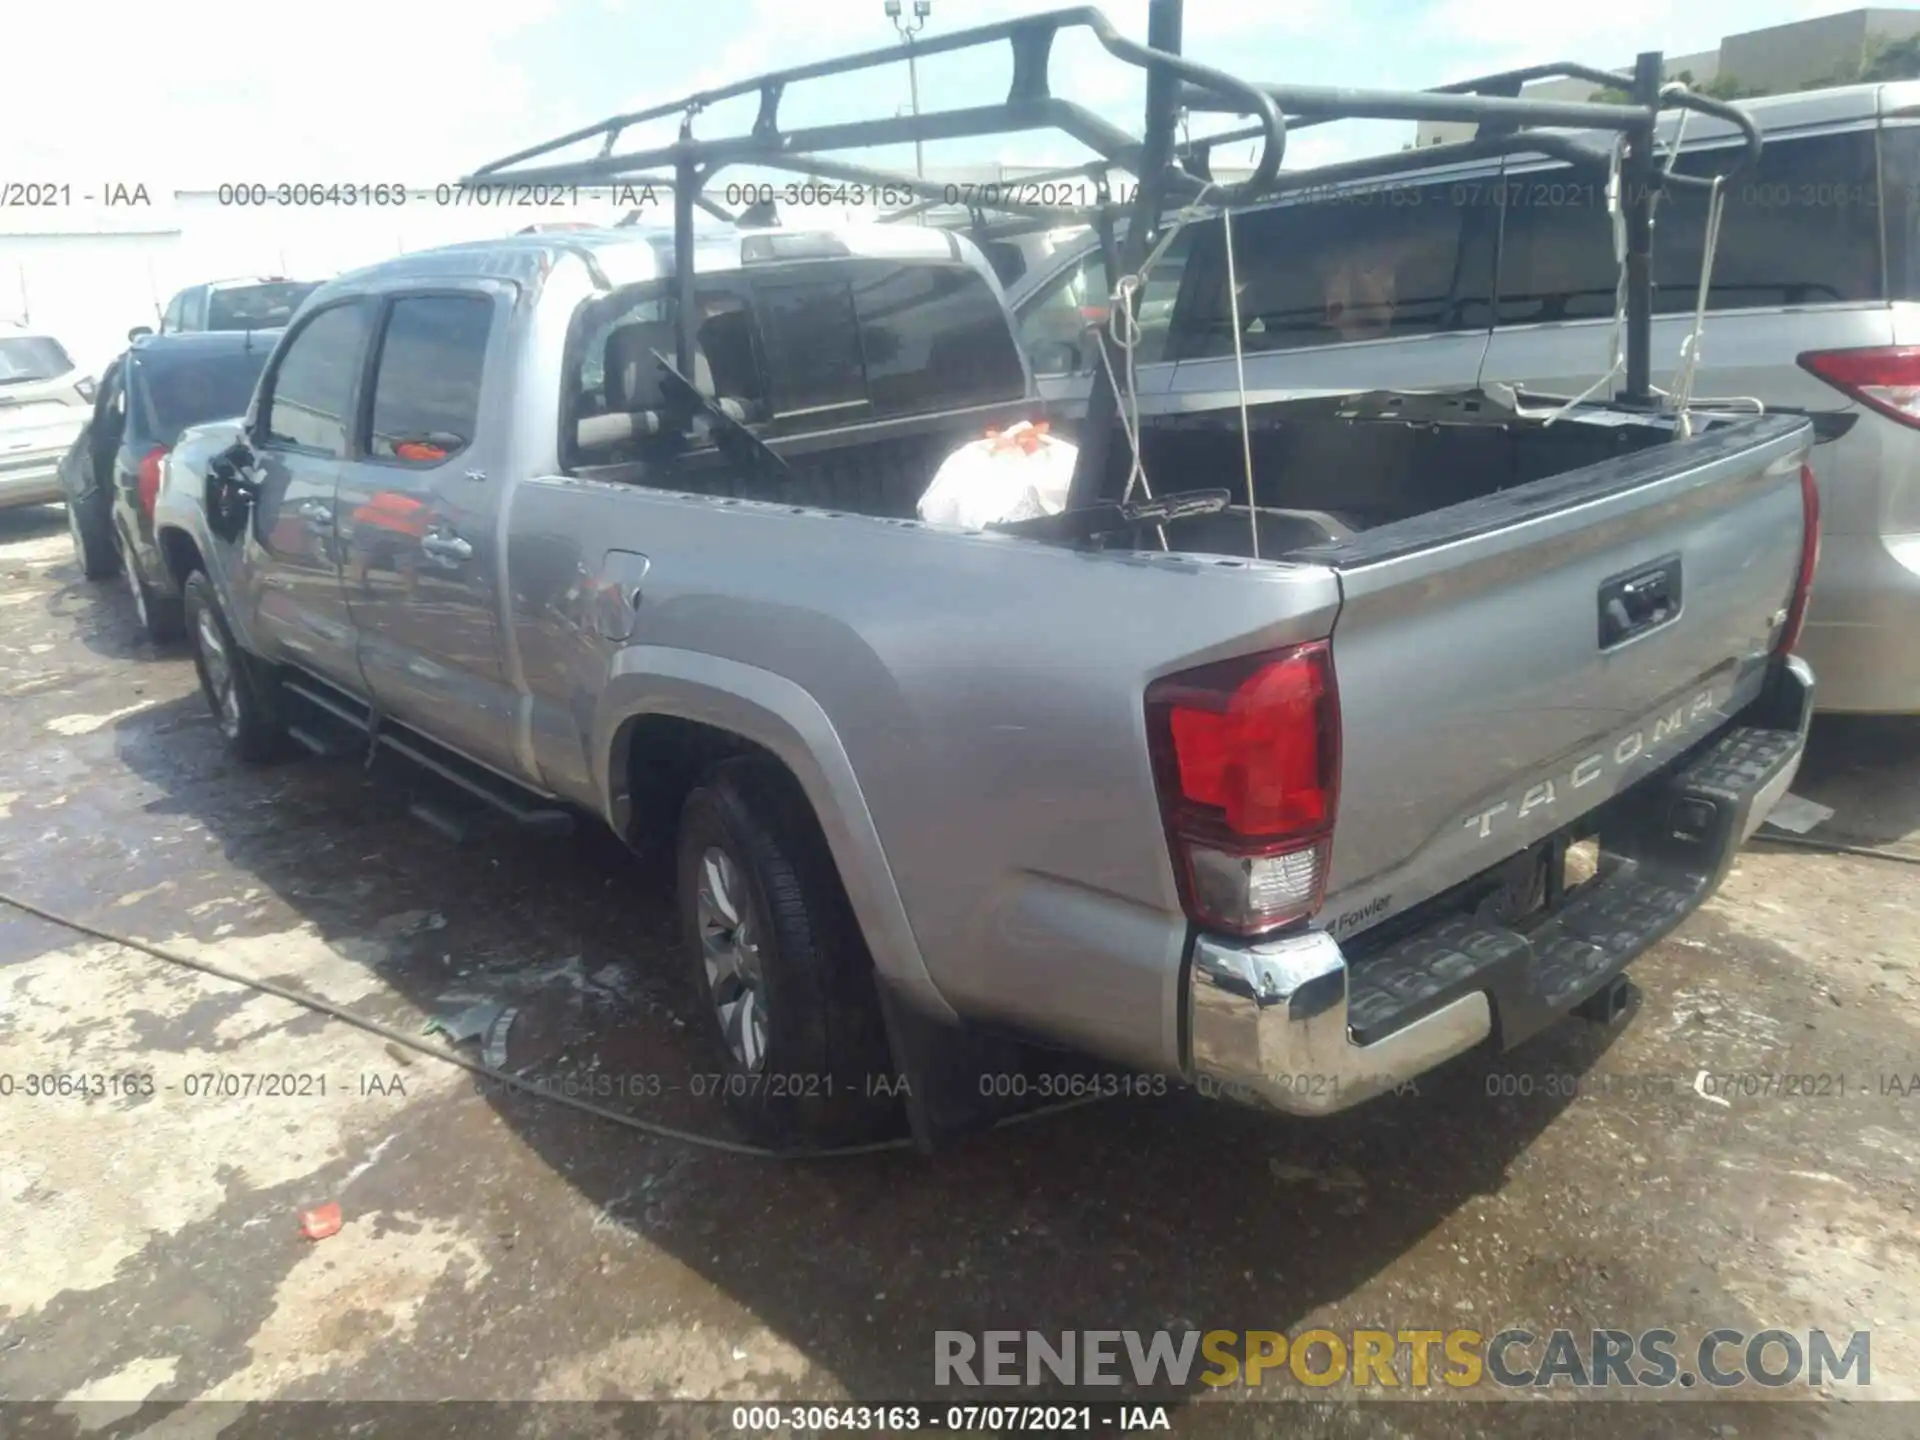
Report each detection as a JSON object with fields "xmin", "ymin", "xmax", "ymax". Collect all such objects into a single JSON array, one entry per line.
[
  {"xmin": 0, "ymin": 325, "xmax": 95, "ymax": 512},
  {"xmin": 1013, "ymin": 81, "xmax": 1920, "ymax": 714}
]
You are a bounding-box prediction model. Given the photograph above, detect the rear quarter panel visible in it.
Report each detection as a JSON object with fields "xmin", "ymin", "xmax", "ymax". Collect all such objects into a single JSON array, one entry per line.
[
  {"xmin": 152, "ymin": 420, "xmax": 253, "ymax": 632},
  {"xmin": 504, "ymin": 481, "xmax": 1341, "ymax": 1072}
]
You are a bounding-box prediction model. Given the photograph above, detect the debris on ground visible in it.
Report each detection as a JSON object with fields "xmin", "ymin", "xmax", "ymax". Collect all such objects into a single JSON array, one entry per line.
[
  {"xmin": 298, "ymin": 1202, "xmax": 343, "ymax": 1241},
  {"xmin": 1763, "ymin": 792, "xmax": 1837, "ymax": 835},
  {"xmin": 424, "ymin": 996, "xmax": 506, "ymax": 1045},
  {"xmin": 482, "ymin": 1006, "xmax": 520, "ymax": 1070}
]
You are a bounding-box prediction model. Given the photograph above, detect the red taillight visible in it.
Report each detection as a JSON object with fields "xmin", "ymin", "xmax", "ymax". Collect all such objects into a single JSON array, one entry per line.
[
  {"xmin": 1797, "ymin": 346, "xmax": 1920, "ymax": 429},
  {"xmin": 137, "ymin": 445, "xmax": 170, "ymax": 518},
  {"xmin": 1777, "ymin": 462, "xmax": 1822, "ymax": 656},
  {"xmin": 1145, "ymin": 640, "xmax": 1341, "ymax": 936}
]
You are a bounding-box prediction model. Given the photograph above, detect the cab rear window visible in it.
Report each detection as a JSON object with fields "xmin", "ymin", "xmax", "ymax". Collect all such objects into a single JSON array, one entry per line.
[
  {"xmin": 207, "ymin": 283, "xmax": 320, "ymax": 331},
  {"xmin": 851, "ymin": 262, "xmax": 1029, "ymax": 416},
  {"xmin": 752, "ymin": 260, "xmax": 1027, "ymax": 419},
  {"xmin": 567, "ymin": 257, "xmax": 1026, "ymax": 464}
]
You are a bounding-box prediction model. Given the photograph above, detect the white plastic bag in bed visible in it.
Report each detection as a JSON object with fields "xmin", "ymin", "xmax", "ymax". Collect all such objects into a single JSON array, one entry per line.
[{"xmin": 916, "ymin": 421, "xmax": 1078, "ymax": 528}]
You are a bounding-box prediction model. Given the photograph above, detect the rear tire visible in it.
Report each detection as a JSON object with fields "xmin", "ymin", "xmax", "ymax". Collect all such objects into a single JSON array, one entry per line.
[
  {"xmin": 125, "ymin": 544, "xmax": 184, "ymax": 643},
  {"xmin": 67, "ymin": 500, "xmax": 118, "ymax": 582},
  {"xmin": 676, "ymin": 757, "xmax": 900, "ymax": 1150},
  {"xmin": 183, "ymin": 570, "xmax": 290, "ymax": 763}
]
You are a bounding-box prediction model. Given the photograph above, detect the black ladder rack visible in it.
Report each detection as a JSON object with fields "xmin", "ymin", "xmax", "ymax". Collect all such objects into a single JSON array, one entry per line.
[{"xmin": 466, "ymin": 1, "xmax": 1766, "ymax": 506}]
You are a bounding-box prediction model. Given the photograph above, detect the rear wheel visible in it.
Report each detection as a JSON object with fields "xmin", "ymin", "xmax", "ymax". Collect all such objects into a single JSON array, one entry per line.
[
  {"xmin": 676, "ymin": 757, "xmax": 899, "ymax": 1150},
  {"xmin": 183, "ymin": 570, "xmax": 289, "ymax": 763},
  {"xmin": 67, "ymin": 499, "xmax": 118, "ymax": 581},
  {"xmin": 124, "ymin": 544, "xmax": 184, "ymax": 643}
]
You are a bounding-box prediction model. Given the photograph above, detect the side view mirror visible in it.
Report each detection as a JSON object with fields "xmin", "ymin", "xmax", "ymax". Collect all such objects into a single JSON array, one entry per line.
[{"xmin": 128, "ymin": 326, "xmax": 153, "ymax": 342}]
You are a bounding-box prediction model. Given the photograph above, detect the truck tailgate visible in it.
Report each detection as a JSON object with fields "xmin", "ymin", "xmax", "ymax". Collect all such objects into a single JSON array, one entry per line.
[{"xmin": 1309, "ymin": 413, "xmax": 1814, "ymax": 940}]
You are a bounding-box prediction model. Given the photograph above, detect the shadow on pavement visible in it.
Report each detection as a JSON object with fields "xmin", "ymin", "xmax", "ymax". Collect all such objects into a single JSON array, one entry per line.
[{"xmin": 71, "ymin": 687, "xmax": 1663, "ymax": 1408}]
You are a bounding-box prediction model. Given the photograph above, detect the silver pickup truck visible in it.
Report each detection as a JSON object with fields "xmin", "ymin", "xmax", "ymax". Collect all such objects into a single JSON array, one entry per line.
[
  {"xmin": 148, "ymin": 217, "xmax": 1817, "ymax": 1150},
  {"xmin": 148, "ymin": 8, "xmax": 1820, "ymax": 1150}
]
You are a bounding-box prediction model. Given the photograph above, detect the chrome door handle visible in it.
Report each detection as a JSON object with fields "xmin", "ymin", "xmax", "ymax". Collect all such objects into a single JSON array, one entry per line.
[{"xmin": 420, "ymin": 533, "xmax": 473, "ymax": 562}]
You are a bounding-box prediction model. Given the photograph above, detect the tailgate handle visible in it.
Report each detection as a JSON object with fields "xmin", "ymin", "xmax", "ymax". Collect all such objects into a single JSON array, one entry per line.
[{"xmin": 1598, "ymin": 554, "xmax": 1683, "ymax": 649}]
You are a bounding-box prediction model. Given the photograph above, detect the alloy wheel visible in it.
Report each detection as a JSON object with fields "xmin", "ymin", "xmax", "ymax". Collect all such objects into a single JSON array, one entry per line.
[
  {"xmin": 193, "ymin": 602, "xmax": 241, "ymax": 738},
  {"xmin": 695, "ymin": 845, "xmax": 769, "ymax": 1071}
]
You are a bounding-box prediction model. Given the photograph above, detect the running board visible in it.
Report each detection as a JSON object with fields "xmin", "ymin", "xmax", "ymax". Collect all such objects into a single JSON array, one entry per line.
[
  {"xmin": 285, "ymin": 723, "xmax": 357, "ymax": 760},
  {"xmin": 277, "ymin": 673, "xmax": 577, "ymax": 839}
]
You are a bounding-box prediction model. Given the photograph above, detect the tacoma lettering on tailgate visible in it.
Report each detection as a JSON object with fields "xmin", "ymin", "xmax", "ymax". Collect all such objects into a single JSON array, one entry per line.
[{"xmin": 1463, "ymin": 688, "xmax": 1723, "ymax": 841}]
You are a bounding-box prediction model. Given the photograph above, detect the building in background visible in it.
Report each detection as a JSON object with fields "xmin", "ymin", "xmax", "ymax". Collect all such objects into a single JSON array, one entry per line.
[
  {"xmin": 1413, "ymin": 8, "xmax": 1920, "ymax": 148},
  {"xmin": 0, "ymin": 185, "xmax": 637, "ymax": 373}
]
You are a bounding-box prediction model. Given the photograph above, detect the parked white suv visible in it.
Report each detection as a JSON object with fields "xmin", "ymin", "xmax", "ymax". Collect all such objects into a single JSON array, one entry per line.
[
  {"xmin": 1012, "ymin": 82, "xmax": 1920, "ymax": 714},
  {"xmin": 0, "ymin": 324, "xmax": 95, "ymax": 512}
]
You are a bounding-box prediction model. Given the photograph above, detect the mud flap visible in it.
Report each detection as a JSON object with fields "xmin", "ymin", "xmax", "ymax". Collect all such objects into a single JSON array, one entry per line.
[{"xmin": 874, "ymin": 985, "xmax": 1029, "ymax": 1155}]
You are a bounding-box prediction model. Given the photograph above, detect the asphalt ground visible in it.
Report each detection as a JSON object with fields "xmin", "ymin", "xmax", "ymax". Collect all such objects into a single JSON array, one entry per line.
[{"xmin": 1, "ymin": 501, "xmax": 1915, "ymax": 1439}]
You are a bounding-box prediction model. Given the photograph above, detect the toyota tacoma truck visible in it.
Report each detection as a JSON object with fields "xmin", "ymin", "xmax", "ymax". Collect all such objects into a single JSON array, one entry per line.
[{"xmin": 148, "ymin": 7, "xmax": 1818, "ymax": 1150}]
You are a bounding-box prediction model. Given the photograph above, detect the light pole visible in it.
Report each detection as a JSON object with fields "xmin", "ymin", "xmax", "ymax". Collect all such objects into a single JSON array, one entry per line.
[{"xmin": 885, "ymin": 0, "xmax": 931, "ymax": 179}]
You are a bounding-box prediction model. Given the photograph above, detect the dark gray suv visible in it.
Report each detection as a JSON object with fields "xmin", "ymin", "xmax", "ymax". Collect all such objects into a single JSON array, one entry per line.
[{"xmin": 58, "ymin": 329, "xmax": 278, "ymax": 639}]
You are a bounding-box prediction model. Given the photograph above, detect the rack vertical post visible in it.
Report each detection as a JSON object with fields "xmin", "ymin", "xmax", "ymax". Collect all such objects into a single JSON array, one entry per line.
[
  {"xmin": 1066, "ymin": 0, "xmax": 1185, "ymax": 512},
  {"xmin": 1620, "ymin": 50, "xmax": 1663, "ymax": 406}
]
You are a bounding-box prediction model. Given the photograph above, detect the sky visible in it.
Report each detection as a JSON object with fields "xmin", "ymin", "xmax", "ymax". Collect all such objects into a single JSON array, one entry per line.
[{"xmin": 14, "ymin": 0, "xmax": 1868, "ymax": 194}]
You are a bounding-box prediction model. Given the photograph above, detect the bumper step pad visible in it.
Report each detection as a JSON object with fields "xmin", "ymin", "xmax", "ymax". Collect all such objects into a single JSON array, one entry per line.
[{"xmin": 1345, "ymin": 725, "xmax": 1799, "ymax": 1049}]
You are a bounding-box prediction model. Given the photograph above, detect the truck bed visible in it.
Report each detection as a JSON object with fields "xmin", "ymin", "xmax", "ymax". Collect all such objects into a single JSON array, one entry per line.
[
  {"xmin": 1098, "ymin": 397, "xmax": 1815, "ymax": 952},
  {"xmin": 498, "ymin": 393, "xmax": 1813, "ymax": 1084}
]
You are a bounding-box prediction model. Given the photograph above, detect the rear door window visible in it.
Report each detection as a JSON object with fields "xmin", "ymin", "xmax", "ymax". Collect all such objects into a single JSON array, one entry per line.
[
  {"xmin": 576, "ymin": 289, "xmax": 669, "ymax": 414},
  {"xmin": 262, "ymin": 301, "xmax": 376, "ymax": 456},
  {"xmin": 1171, "ymin": 180, "xmax": 1490, "ymax": 359},
  {"xmin": 1658, "ymin": 128, "xmax": 1882, "ymax": 310},
  {"xmin": 1884, "ymin": 124, "xmax": 1920, "ymax": 299},
  {"xmin": 1493, "ymin": 128, "xmax": 1884, "ymax": 323},
  {"xmin": 851, "ymin": 262, "xmax": 1026, "ymax": 415},
  {"xmin": 365, "ymin": 294, "xmax": 494, "ymax": 463}
]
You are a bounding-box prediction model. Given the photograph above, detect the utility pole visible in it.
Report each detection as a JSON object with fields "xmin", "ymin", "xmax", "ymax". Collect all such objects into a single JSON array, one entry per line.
[{"xmin": 885, "ymin": 0, "xmax": 932, "ymax": 179}]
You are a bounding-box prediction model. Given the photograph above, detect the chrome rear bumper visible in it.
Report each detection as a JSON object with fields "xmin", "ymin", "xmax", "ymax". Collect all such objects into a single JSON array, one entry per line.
[
  {"xmin": 1186, "ymin": 656, "xmax": 1815, "ymax": 1118},
  {"xmin": 1189, "ymin": 929, "xmax": 1491, "ymax": 1115}
]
